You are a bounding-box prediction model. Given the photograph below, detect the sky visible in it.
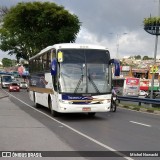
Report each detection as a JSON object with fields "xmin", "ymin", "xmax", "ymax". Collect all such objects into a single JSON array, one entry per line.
[{"xmin": 0, "ymin": 0, "xmax": 160, "ymax": 60}]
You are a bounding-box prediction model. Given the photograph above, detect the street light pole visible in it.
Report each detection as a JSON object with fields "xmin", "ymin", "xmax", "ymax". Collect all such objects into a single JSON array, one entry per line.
[
  {"xmin": 113, "ymin": 33, "xmax": 127, "ymax": 59},
  {"xmin": 150, "ymin": 0, "xmax": 160, "ymax": 99},
  {"xmin": 116, "ymin": 34, "xmax": 120, "ymax": 59}
]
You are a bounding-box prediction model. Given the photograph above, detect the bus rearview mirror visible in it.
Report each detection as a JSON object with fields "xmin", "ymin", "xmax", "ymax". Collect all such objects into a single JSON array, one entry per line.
[
  {"xmin": 50, "ymin": 58, "xmax": 57, "ymax": 76},
  {"xmin": 109, "ymin": 59, "xmax": 120, "ymax": 76}
]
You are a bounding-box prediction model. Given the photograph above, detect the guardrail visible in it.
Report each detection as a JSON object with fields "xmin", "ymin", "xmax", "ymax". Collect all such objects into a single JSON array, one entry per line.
[{"xmin": 117, "ymin": 96, "xmax": 160, "ymax": 106}]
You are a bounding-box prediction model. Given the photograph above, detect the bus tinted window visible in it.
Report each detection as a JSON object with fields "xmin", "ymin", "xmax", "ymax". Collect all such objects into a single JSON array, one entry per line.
[
  {"xmin": 85, "ymin": 50, "xmax": 110, "ymax": 63},
  {"xmin": 59, "ymin": 49, "xmax": 110, "ymax": 64}
]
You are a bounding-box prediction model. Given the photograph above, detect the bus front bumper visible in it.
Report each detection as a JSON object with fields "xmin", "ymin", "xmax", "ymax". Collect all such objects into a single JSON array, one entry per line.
[{"xmin": 57, "ymin": 102, "xmax": 111, "ymax": 113}]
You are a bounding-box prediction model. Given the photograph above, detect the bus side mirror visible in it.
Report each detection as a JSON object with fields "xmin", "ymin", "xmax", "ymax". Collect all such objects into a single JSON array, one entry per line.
[
  {"xmin": 109, "ymin": 59, "xmax": 120, "ymax": 76},
  {"xmin": 50, "ymin": 58, "xmax": 57, "ymax": 76}
]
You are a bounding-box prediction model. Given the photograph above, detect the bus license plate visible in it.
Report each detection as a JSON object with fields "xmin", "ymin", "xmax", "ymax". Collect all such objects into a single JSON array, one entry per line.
[{"xmin": 82, "ymin": 107, "xmax": 91, "ymax": 111}]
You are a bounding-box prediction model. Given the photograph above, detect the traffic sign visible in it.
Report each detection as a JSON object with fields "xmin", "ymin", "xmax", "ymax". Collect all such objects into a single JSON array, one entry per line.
[{"xmin": 150, "ymin": 65, "xmax": 158, "ymax": 73}]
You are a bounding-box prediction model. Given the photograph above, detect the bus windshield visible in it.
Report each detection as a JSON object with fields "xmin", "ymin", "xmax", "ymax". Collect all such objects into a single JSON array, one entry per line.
[{"xmin": 58, "ymin": 49, "xmax": 110, "ymax": 94}]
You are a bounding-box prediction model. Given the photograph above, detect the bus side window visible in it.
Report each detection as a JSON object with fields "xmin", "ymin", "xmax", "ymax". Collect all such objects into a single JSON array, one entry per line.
[{"xmin": 42, "ymin": 54, "xmax": 47, "ymax": 70}]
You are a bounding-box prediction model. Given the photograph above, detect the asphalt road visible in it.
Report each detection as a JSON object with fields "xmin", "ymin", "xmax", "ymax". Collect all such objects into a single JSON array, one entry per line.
[{"xmin": 1, "ymin": 88, "xmax": 160, "ymax": 160}]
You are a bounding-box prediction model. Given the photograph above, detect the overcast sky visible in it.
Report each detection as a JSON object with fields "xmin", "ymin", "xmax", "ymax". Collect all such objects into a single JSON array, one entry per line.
[{"xmin": 0, "ymin": 0, "xmax": 160, "ymax": 60}]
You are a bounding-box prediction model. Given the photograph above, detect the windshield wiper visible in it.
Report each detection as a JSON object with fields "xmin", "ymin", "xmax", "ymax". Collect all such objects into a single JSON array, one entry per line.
[
  {"xmin": 74, "ymin": 74, "xmax": 84, "ymax": 93},
  {"xmin": 88, "ymin": 74, "xmax": 100, "ymax": 93}
]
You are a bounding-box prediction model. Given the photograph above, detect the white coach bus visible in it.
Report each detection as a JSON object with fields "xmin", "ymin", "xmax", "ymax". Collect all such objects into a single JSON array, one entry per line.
[{"xmin": 28, "ymin": 43, "xmax": 120, "ymax": 116}]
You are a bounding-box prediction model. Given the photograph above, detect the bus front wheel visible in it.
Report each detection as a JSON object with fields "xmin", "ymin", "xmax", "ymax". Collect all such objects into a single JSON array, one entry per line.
[{"xmin": 48, "ymin": 98, "xmax": 59, "ymax": 117}]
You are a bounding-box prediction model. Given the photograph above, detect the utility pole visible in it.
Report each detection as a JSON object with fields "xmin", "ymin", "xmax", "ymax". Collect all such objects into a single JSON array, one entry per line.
[
  {"xmin": 150, "ymin": 0, "xmax": 160, "ymax": 99},
  {"xmin": 110, "ymin": 33, "xmax": 127, "ymax": 59}
]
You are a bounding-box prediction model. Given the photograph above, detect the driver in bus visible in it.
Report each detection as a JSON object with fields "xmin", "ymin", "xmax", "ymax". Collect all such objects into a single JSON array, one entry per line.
[
  {"xmin": 36, "ymin": 76, "xmax": 48, "ymax": 88},
  {"xmin": 40, "ymin": 76, "xmax": 48, "ymax": 85}
]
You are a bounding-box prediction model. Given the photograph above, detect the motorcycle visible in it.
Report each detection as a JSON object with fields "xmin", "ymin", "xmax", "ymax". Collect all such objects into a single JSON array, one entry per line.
[{"xmin": 110, "ymin": 95, "xmax": 117, "ymax": 112}]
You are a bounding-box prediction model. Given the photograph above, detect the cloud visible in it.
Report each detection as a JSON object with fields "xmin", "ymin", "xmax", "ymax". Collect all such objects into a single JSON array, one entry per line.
[
  {"xmin": 1, "ymin": 0, "xmax": 160, "ymax": 59},
  {"xmin": 0, "ymin": 51, "xmax": 15, "ymax": 60}
]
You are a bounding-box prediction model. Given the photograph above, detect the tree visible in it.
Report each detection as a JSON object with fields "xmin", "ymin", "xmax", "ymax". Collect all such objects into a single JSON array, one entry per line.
[
  {"xmin": 0, "ymin": 2, "xmax": 81, "ymax": 60},
  {"xmin": 128, "ymin": 55, "xmax": 141, "ymax": 59},
  {"xmin": 142, "ymin": 56, "xmax": 153, "ymax": 60},
  {"xmin": 0, "ymin": 6, "xmax": 9, "ymax": 22},
  {"xmin": 134, "ymin": 55, "xmax": 141, "ymax": 59},
  {"xmin": 2, "ymin": 58, "xmax": 12, "ymax": 67}
]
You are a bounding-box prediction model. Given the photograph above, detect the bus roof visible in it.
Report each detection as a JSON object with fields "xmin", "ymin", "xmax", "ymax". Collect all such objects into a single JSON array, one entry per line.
[{"xmin": 29, "ymin": 43, "xmax": 109, "ymax": 60}]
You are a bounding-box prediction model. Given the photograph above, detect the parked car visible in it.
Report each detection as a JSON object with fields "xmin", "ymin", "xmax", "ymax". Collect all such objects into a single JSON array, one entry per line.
[
  {"xmin": 8, "ymin": 82, "xmax": 20, "ymax": 92},
  {"xmin": 139, "ymin": 90, "xmax": 148, "ymax": 97},
  {"xmin": 19, "ymin": 82, "xmax": 28, "ymax": 89}
]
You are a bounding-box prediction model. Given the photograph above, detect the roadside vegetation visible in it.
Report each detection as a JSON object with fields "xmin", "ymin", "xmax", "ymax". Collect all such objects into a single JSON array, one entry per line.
[
  {"xmin": 119, "ymin": 102, "xmax": 160, "ymax": 113},
  {"xmin": 0, "ymin": 2, "xmax": 81, "ymax": 62}
]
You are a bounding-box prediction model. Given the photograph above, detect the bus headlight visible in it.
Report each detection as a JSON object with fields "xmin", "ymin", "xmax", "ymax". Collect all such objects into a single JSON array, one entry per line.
[
  {"xmin": 100, "ymin": 99, "xmax": 111, "ymax": 104},
  {"xmin": 59, "ymin": 100, "xmax": 73, "ymax": 104}
]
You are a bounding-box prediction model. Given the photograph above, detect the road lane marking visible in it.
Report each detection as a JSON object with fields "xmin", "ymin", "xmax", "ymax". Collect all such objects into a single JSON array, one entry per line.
[
  {"xmin": 130, "ymin": 121, "xmax": 151, "ymax": 127},
  {"xmin": 5, "ymin": 91, "xmax": 134, "ymax": 160}
]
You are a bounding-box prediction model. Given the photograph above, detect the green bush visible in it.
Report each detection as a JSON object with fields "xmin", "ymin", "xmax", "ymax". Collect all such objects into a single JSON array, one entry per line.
[
  {"xmin": 144, "ymin": 17, "xmax": 160, "ymax": 26},
  {"xmin": 132, "ymin": 107, "xmax": 140, "ymax": 111}
]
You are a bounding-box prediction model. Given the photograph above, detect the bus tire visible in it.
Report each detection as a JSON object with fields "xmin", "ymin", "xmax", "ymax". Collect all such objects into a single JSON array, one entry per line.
[
  {"xmin": 88, "ymin": 112, "xmax": 96, "ymax": 117},
  {"xmin": 48, "ymin": 97, "xmax": 59, "ymax": 117},
  {"xmin": 33, "ymin": 92, "xmax": 40, "ymax": 108}
]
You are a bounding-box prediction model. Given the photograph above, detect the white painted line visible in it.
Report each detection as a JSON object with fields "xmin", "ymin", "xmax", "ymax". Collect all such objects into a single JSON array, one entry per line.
[
  {"xmin": 5, "ymin": 91, "xmax": 134, "ymax": 160},
  {"xmin": 130, "ymin": 121, "xmax": 151, "ymax": 127}
]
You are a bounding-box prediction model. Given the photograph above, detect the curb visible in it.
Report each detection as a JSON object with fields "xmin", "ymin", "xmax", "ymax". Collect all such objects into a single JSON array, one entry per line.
[
  {"xmin": 118, "ymin": 104, "xmax": 160, "ymax": 115},
  {"xmin": 0, "ymin": 89, "xmax": 9, "ymax": 99}
]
